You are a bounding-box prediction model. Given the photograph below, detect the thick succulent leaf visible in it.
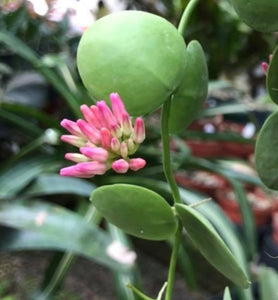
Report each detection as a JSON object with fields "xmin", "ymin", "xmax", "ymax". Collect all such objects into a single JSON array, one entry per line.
[
  {"xmin": 24, "ymin": 174, "xmax": 96, "ymax": 197},
  {"xmin": 77, "ymin": 11, "xmax": 186, "ymax": 116},
  {"xmin": 175, "ymin": 203, "xmax": 250, "ymax": 289},
  {"xmin": 169, "ymin": 40, "xmax": 208, "ymax": 133},
  {"xmin": 267, "ymin": 46, "xmax": 278, "ymax": 105},
  {"xmin": 231, "ymin": 0, "xmax": 278, "ymax": 32},
  {"xmin": 91, "ymin": 184, "xmax": 177, "ymax": 240},
  {"xmin": 0, "ymin": 200, "xmax": 127, "ymax": 272},
  {"xmin": 255, "ymin": 111, "xmax": 278, "ymax": 190},
  {"xmin": 102, "ymin": 176, "xmax": 253, "ymax": 300},
  {"xmin": 258, "ymin": 266, "xmax": 278, "ymax": 300},
  {"xmin": 223, "ymin": 287, "xmax": 232, "ymax": 300}
]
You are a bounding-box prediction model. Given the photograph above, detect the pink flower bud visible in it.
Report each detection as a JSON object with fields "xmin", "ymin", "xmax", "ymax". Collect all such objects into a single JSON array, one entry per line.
[
  {"xmin": 111, "ymin": 137, "xmax": 120, "ymax": 153},
  {"xmin": 112, "ymin": 159, "xmax": 129, "ymax": 173},
  {"xmin": 120, "ymin": 142, "xmax": 128, "ymax": 158},
  {"xmin": 77, "ymin": 119, "xmax": 100, "ymax": 145},
  {"xmin": 91, "ymin": 105, "xmax": 106, "ymax": 128},
  {"xmin": 127, "ymin": 138, "xmax": 136, "ymax": 153},
  {"xmin": 110, "ymin": 93, "xmax": 127, "ymax": 123},
  {"xmin": 76, "ymin": 161, "xmax": 107, "ymax": 175},
  {"xmin": 80, "ymin": 147, "xmax": 109, "ymax": 162},
  {"xmin": 129, "ymin": 158, "xmax": 146, "ymax": 171},
  {"xmin": 97, "ymin": 101, "xmax": 117, "ymax": 129},
  {"xmin": 110, "ymin": 123, "xmax": 122, "ymax": 138},
  {"xmin": 60, "ymin": 119, "xmax": 83, "ymax": 137},
  {"xmin": 61, "ymin": 135, "xmax": 86, "ymax": 148},
  {"xmin": 100, "ymin": 128, "xmax": 112, "ymax": 149},
  {"xmin": 133, "ymin": 117, "xmax": 145, "ymax": 144},
  {"xmin": 60, "ymin": 165, "xmax": 92, "ymax": 178},
  {"xmin": 261, "ymin": 62, "xmax": 269, "ymax": 75},
  {"xmin": 80, "ymin": 105, "xmax": 98, "ymax": 126},
  {"xmin": 65, "ymin": 153, "xmax": 90, "ymax": 163},
  {"xmin": 122, "ymin": 113, "xmax": 132, "ymax": 136}
]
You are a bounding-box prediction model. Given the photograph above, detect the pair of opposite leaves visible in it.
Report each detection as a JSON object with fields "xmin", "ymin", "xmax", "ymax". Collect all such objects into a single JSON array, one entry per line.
[{"xmin": 77, "ymin": 11, "xmax": 208, "ymax": 134}]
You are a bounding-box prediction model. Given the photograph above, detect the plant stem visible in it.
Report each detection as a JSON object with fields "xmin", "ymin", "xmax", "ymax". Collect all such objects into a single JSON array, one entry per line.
[
  {"xmin": 162, "ymin": 1, "xmax": 202, "ymax": 298},
  {"xmin": 161, "ymin": 97, "xmax": 181, "ymax": 205},
  {"xmin": 165, "ymin": 221, "xmax": 183, "ymax": 300},
  {"xmin": 161, "ymin": 97, "xmax": 183, "ymax": 300},
  {"xmin": 178, "ymin": 0, "xmax": 202, "ymax": 35}
]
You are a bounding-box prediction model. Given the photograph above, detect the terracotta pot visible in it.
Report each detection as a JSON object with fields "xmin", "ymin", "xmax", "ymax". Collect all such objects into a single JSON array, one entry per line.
[
  {"xmin": 185, "ymin": 140, "xmax": 224, "ymax": 158},
  {"xmin": 185, "ymin": 140, "xmax": 254, "ymax": 159},
  {"xmin": 215, "ymin": 188, "xmax": 273, "ymax": 225},
  {"xmin": 174, "ymin": 170, "xmax": 227, "ymax": 197}
]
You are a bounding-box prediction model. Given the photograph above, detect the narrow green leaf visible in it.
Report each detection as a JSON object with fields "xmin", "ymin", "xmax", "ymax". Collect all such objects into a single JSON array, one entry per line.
[
  {"xmin": 175, "ymin": 203, "xmax": 250, "ymax": 289},
  {"xmin": 229, "ymin": 179, "xmax": 256, "ymax": 259},
  {"xmin": 1, "ymin": 103, "xmax": 59, "ymax": 129},
  {"xmin": 258, "ymin": 266, "xmax": 278, "ymax": 300},
  {"xmin": 267, "ymin": 46, "xmax": 278, "ymax": 104},
  {"xmin": 24, "ymin": 174, "xmax": 96, "ymax": 197},
  {"xmin": 0, "ymin": 109, "xmax": 42, "ymax": 136},
  {"xmin": 223, "ymin": 287, "xmax": 232, "ymax": 300},
  {"xmin": 0, "ymin": 157, "xmax": 61, "ymax": 199},
  {"xmin": 169, "ymin": 40, "xmax": 208, "ymax": 133},
  {"xmin": 91, "ymin": 184, "xmax": 177, "ymax": 240},
  {"xmin": 0, "ymin": 30, "xmax": 81, "ymax": 117},
  {"xmin": 255, "ymin": 110, "xmax": 278, "ymax": 190},
  {"xmin": 0, "ymin": 200, "xmax": 127, "ymax": 272}
]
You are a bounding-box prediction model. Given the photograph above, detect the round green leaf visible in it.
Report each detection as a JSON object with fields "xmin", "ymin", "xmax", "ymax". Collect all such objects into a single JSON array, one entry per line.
[
  {"xmin": 169, "ymin": 40, "xmax": 208, "ymax": 133},
  {"xmin": 91, "ymin": 184, "xmax": 177, "ymax": 240},
  {"xmin": 255, "ymin": 111, "xmax": 278, "ymax": 190},
  {"xmin": 267, "ymin": 46, "xmax": 278, "ymax": 105},
  {"xmin": 231, "ymin": 0, "xmax": 278, "ymax": 32},
  {"xmin": 77, "ymin": 11, "xmax": 186, "ymax": 116},
  {"xmin": 175, "ymin": 203, "xmax": 250, "ymax": 289}
]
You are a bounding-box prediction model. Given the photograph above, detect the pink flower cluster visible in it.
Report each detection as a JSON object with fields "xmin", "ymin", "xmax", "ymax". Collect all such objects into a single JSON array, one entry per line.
[{"xmin": 60, "ymin": 93, "xmax": 146, "ymax": 178}]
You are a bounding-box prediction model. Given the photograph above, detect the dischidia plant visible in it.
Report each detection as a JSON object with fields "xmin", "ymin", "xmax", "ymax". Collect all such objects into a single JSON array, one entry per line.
[{"xmin": 59, "ymin": 0, "xmax": 278, "ymax": 299}]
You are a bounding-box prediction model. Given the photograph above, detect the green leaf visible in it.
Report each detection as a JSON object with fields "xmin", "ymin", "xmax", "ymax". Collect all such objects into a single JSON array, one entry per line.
[
  {"xmin": 229, "ymin": 179, "xmax": 256, "ymax": 259},
  {"xmin": 175, "ymin": 203, "xmax": 249, "ymax": 289},
  {"xmin": 91, "ymin": 184, "xmax": 177, "ymax": 240},
  {"xmin": 24, "ymin": 174, "xmax": 96, "ymax": 197},
  {"xmin": 255, "ymin": 110, "xmax": 278, "ymax": 190},
  {"xmin": 0, "ymin": 200, "xmax": 127, "ymax": 272},
  {"xmin": 267, "ymin": 46, "xmax": 278, "ymax": 105},
  {"xmin": 223, "ymin": 287, "xmax": 232, "ymax": 300},
  {"xmin": 102, "ymin": 176, "xmax": 253, "ymax": 300},
  {"xmin": 0, "ymin": 30, "xmax": 81, "ymax": 117},
  {"xmin": 258, "ymin": 266, "xmax": 278, "ymax": 300},
  {"xmin": 77, "ymin": 11, "xmax": 186, "ymax": 116},
  {"xmin": 231, "ymin": 0, "xmax": 278, "ymax": 32},
  {"xmin": 0, "ymin": 157, "xmax": 61, "ymax": 199},
  {"xmin": 169, "ymin": 40, "xmax": 208, "ymax": 133}
]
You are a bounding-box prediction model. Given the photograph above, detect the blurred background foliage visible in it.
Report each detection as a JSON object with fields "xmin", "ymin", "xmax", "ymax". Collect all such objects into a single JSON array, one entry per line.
[{"xmin": 1, "ymin": 1, "xmax": 278, "ymax": 300}]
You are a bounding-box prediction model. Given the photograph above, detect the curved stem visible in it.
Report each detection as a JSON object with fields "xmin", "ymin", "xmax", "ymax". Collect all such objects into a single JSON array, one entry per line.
[
  {"xmin": 178, "ymin": 0, "xmax": 202, "ymax": 35},
  {"xmin": 161, "ymin": 97, "xmax": 181, "ymax": 204},
  {"xmin": 165, "ymin": 221, "xmax": 183, "ymax": 300}
]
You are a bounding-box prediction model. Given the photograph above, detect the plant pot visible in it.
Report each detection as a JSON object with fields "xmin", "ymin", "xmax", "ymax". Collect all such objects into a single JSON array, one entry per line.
[
  {"xmin": 174, "ymin": 170, "xmax": 227, "ymax": 197},
  {"xmin": 215, "ymin": 188, "xmax": 273, "ymax": 226},
  {"xmin": 185, "ymin": 140, "xmax": 253, "ymax": 159}
]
